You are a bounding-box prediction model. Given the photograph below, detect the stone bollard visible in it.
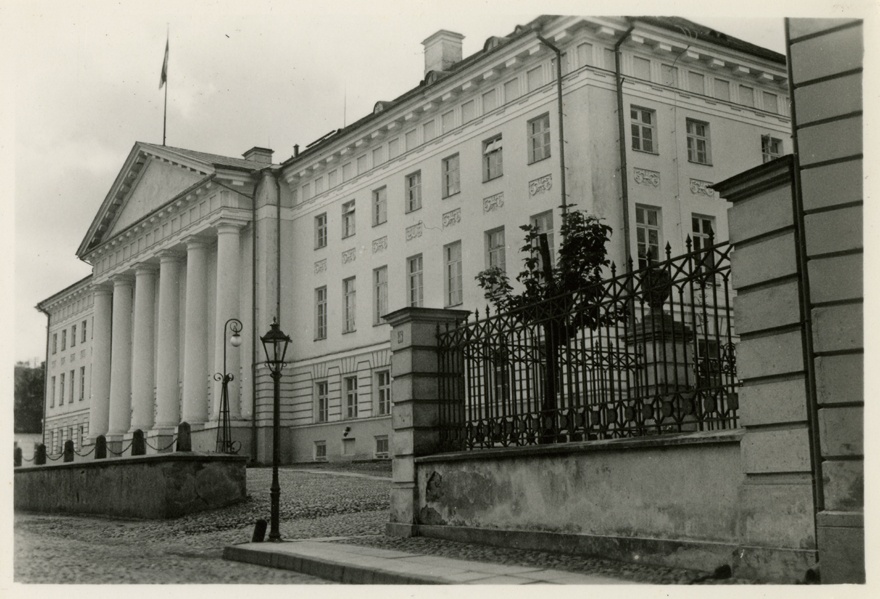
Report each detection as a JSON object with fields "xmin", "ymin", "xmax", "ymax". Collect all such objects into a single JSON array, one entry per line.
[
  {"xmin": 35, "ymin": 443, "xmax": 46, "ymax": 466},
  {"xmin": 177, "ymin": 422, "xmax": 192, "ymax": 452},
  {"xmin": 63, "ymin": 440, "xmax": 74, "ymax": 462},
  {"xmin": 95, "ymin": 436, "xmax": 107, "ymax": 460},
  {"xmin": 14, "ymin": 445, "xmax": 22, "ymax": 467},
  {"xmin": 131, "ymin": 429, "xmax": 146, "ymax": 456}
]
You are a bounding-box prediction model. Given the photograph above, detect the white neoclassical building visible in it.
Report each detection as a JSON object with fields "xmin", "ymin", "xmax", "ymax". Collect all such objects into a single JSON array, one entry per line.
[{"xmin": 38, "ymin": 15, "xmax": 791, "ymax": 462}]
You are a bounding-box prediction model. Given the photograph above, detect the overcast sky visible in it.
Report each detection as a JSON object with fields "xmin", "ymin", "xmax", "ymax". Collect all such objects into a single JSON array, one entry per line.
[{"xmin": 1, "ymin": 0, "xmax": 868, "ymax": 364}]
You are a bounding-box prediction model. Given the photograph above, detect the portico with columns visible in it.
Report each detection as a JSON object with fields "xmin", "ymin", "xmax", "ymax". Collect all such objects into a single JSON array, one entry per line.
[{"xmin": 74, "ymin": 142, "xmax": 281, "ymax": 456}]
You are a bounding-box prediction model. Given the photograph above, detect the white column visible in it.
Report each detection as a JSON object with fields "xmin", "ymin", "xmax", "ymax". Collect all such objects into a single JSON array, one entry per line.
[
  {"xmin": 106, "ymin": 275, "xmax": 134, "ymax": 437},
  {"xmin": 155, "ymin": 251, "xmax": 182, "ymax": 428},
  {"xmin": 213, "ymin": 222, "xmax": 243, "ymax": 420},
  {"xmin": 88, "ymin": 285, "xmax": 113, "ymax": 438},
  {"xmin": 129, "ymin": 263, "xmax": 158, "ymax": 432},
  {"xmin": 182, "ymin": 239, "xmax": 209, "ymax": 424}
]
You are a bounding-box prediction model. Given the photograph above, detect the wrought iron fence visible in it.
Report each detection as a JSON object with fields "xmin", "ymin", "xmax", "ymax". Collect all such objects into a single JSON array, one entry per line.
[{"xmin": 437, "ymin": 239, "xmax": 738, "ymax": 452}]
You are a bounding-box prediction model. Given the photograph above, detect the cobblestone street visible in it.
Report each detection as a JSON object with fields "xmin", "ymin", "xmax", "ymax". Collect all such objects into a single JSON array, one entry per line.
[{"xmin": 15, "ymin": 465, "xmax": 390, "ymax": 584}]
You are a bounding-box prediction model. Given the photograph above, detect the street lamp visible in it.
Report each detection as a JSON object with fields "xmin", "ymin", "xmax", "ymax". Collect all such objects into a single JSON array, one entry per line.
[
  {"xmin": 214, "ymin": 318, "xmax": 243, "ymax": 454},
  {"xmin": 260, "ymin": 317, "xmax": 291, "ymax": 542}
]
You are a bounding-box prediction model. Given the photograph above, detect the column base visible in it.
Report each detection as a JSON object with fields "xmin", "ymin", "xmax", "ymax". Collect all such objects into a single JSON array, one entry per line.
[
  {"xmin": 146, "ymin": 428, "xmax": 177, "ymax": 454},
  {"xmin": 104, "ymin": 434, "xmax": 125, "ymax": 457}
]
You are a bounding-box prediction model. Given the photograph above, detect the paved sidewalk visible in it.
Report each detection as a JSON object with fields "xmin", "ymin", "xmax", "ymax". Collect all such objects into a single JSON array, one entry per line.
[{"xmin": 223, "ymin": 538, "xmax": 636, "ymax": 584}]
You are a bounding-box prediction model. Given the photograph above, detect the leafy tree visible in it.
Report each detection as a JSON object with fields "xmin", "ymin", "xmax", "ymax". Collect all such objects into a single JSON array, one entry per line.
[
  {"xmin": 14, "ymin": 361, "xmax": 44, "ymax": 434},
  {"xmin": 476, "ymin": 208, "xmax": 618, "ymax": 422}
]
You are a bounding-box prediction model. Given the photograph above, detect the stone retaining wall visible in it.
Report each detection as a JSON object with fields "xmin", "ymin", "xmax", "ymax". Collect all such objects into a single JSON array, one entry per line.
[{"xmin": 14, "ymin": 452, "xmax": 247, "ymax": 519}]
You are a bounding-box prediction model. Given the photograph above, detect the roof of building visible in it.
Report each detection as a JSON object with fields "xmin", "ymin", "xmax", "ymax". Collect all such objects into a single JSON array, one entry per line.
[
  {"xmin": 281, "ymin": 15, "xmax": 786, "ymax": 168},
  {"xmin": 36, "ymin": 274, "xmax": 94, "ymax": 313},
  {"xmin": 138, "ymin": 142, "xmax": 277, "ymax": 171}
]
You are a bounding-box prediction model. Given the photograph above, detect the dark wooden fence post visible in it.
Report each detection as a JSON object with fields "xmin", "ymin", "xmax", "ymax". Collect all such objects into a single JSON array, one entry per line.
[
  {"xmin": 176, "ymin": 422, "xmax": 192, "ymax": 452},
  {"xmin": 95, "ymin": 435, "xmax": 107, "ymax": 459},
  {"xmin": 14, "ymin": 445, "xmax": 22, "ymax": 467},
  {"xmin": 35, "ymin": 443, "xmax": 46, "ymax": 465},
  {"xmin": 131, "ymin": 429, "xmax": 146, "ymax": 456},
  {"xmin": 63, "ymin": 440, "xmax": 74, "ymax": 462}
]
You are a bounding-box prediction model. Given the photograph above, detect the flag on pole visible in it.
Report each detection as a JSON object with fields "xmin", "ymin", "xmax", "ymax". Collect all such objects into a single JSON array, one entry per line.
[{"xmin": 159, "ymin": 35, "xmax": 169, "ymax": 89}]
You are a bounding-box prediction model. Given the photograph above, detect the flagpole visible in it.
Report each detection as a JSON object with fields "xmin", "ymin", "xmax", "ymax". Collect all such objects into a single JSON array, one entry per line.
[
  {"xmin": 161, "ymin": 24, "xmax": 169, "ymax": 146},
  {"xmin": 163, "ymin": 74, "xmax": 168, "ymax": 146}
]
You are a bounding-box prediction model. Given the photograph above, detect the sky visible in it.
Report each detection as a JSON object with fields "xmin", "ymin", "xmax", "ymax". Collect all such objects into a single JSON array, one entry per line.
[{"xmin": 0, "ymin": 0, "xmax": 870, "ymax": 365}]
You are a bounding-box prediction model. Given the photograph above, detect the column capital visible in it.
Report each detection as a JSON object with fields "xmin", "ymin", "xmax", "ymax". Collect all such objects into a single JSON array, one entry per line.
[
  {"xmin": 110, "ymin": 273, "xmax": 134, "ymax": 287},
  {"xmin": 214, "ymin": 220, "xmax": 247, "ymax": 235},
  {"xmin": 134, "ymin": 262, "xmax": 160, "ymax": 275},
  {"xmin": 185, "ymin": 237, "xmax": 211, "ymax": 251},
  {"xmin": 157, "ymin": 249, "xmax": 183, "ymax": 263},
  {"xmin": 91, "ymin": 283, "xmax": 113, "ymax": 297}
]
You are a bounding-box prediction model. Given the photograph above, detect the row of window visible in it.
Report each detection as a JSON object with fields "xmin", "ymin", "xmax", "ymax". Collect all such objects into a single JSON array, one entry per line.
[
  {"xmin": 313, "ymin": 435, "xmax": 389, "ymax": 461},
  {"xmin": 315, "ymin": 212, "xmax": 554, "ymax": 339},
  {"xmin": 47, "ymin": 424, "xmax": 88, "ymax": 454},
  {"xmin": 636, "ymin": 206, "xmax": 715, "ymax": 268},
  {"xmin": 314, "ymin": 370, "xmax": 391, "ymax": 423},
  {"xmin": 313, "ymin": 114, "xmax": 551, "ymax": 247},
  {"xmin": 49, "ymin": 366, "xmax": 86, "ymax": 408},
  {"xmin": 630, "ymin": 106, "xmax": 783, "ymax": 164},
  {"xmin": 51, "ymin": 319, "xmax": 88, "ymax": 354}
]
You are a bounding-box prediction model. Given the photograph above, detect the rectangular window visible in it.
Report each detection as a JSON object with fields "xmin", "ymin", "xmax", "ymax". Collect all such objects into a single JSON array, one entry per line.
[
  {"xmin": 528, "ymin": 114, "xmax": 551, "ymax": 164},
  {"xmin": 405, "ymin": 129, "xmax": 417, "ymax": 151},
  {"xmin": 686, "ymin": 119, "xmax": 711, "ymax": 165},
  {"xmin": 52, "ymin": 334, "xmax": 57, "ymax": 354},
  {"xmin": 740, "ymin": 85, "xmax": 755, "ymax": 107},
  {"xmin": 314, "ymin": 441, "xmax": 327, "ymax": 461},
  {"xmin": 577, "ymin": 42, "xmax": 594, "ymax": 67},
  {"xmin": 688, "ymin": 71, "xmax": 705, "ymax": 94},
  {"xmin": 315, "ymin": 381, "xmax": 329, "ymax": 423},
  {"xmin": 442, "ymin": 154, "xmax": 460, "ymax": 197},
  {"xmin": 441, "ymin": 110, "xmax": 454, "ymax": 133},
  {"xmin": 763, "ymin": 92, "xmax": 779, "ymax": 114},
  {"xmin": 633, "ymin": 56, "xmax": 651, "ymax": 79},
  {"xmin": 315, "ymin": 287, "xmax": 327, "ymax": 340},
  {"xmin": 372, "ymin": 187, "xmax": 387, "ymax": 226},
  {"xmin": 692, "ymin": 214, "xmax": 716, "ymax": 254},
  {"xmin": 636, "ymin": 205, "xmax": 661, "ymax": 268},
  {"xmin": 345, "ymin": 376, "xmax": 358, "ymax": 418},
  {"xmin": 315, "ymin": 213, "xmax": 328, "ymax": 248},
  {"xmin": 482, "ymin": 89, "xmax": 497, "ymax": 113},
  {"xmin": 342, "ymin": 162, "xmax": 353, "ymax": 181},
  {"xmin": 60, "ymin": 373, "xmax": 65, "ymax": 405},
  {"xmin": 388, "ymin": 138, "xmax": 400, "ymax": 159},
  {"xmin": 482, "ymin": 134, "xmax": 503, "ymax": 181},
  {"xmin": 376, "ymin": 371, "xmax": 391, "ymax": 416},
  {"xmin": 762, "ymin": 135, "xmax": 783, "ymax": 163},
  {"xmin": 69, "ymin": 369, "xmax": 74, "ymax": 402},
  {"xmin": 527, "ymin": 66, "xmax": 543, "ymax": 91},
  {"xmin": 80, "ymin": 366, "xmax": 85, "ymax": 400},
  {"xmin": 372, "ymin": 146, "xmax": 384, "ymax": 167},
  {"xmin": 486, "ymin": 228, "xmax": 506, "ymax": 271},
  {"xmin": 328, "ymin": 169, "xmax": 339, "ymax": 187},
  {"xmin": 343, "ymin": 277, "xmax": 356, "ymax": 333},
  {"xmin": 50, "ymin": 376, "xmax": 55, "ymax": 407},
  {"xmin": 423, "ymin": 120, "xmax": 436, "ymax": 142},
  {"xmin": 630, "ymin": 106, "xmax": 656, "ymax": 153},
  {"xmin": 373, "ymin": 266, "xmax": 388, "ymax": 324},
  {"xmin": 461, "ymin": 100, "xmax": 475, "ymax": 123},
  {"xmin": 407, "ymin": 254, "xmax": 424, "ymax": 307},
  {"xmin": 71, "ymin": 325, "xmax": 76, "ymax": 347},
  {"xmin": 603, "ymin": 48, "xmax": 616, "ymax": 69},
  {"xmin": 715, "ymin": 78, "xmax": 730, "ymax": 101},
  {"xmin": 342, "ymin": 200, "xmax": 356, "ymax": 238},
  {"xmin": 61, "ymin": 330, "xmax": 66, "ymax": 351},
  {"xmin": 504, "ymin": 78, "xmax": 519, "ymax": 103},
  {"xmin": 661, "ymin": 64, "xmax": 678, "ymax": 87},
  {"xmin": 314, "ymin": 176, "xmax": 324, "ymax": 195},
  {"xmin": 375, "ymin": 435, "xmax": 390, "ymax": 459},
  {"xmin": 695, "ymin": 339, "xmax": 723, "ymax": 388},
  {"xmin": 531, "ymin": 210, "xmax": 555, "ymax": 273},
  {"xmin": 406, "ymin": 171, "xmax": 422, "ymax": 212},
  {"xmin": 444, "ymin": 241, "xmax": 463, "ymax": 307},
  {"xmin": 82, "ymin": 320, "xmax": 87, "ymax": 343},
  {"xmin": 356, "ymin": 154, "xmax": 368, "ymax": 174}
]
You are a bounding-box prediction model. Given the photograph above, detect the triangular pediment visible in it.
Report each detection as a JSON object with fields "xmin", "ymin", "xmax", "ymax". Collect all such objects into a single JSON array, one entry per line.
[{"xmin": 105, "ymin": 158, "xmax": 203, "ymax": 237}]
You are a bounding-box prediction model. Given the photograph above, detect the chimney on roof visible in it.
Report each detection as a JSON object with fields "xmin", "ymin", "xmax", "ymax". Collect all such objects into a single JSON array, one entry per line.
[
  {"xmin": 243, "ymin": 146, "xmax": 274, "ymax": 164},
  {"xmin": 422, "ymin": 30, "xmax": 464, "ymax": 76}
]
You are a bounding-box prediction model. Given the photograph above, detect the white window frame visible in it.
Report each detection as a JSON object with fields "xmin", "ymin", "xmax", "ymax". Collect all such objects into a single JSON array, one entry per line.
[
  {"xmin": 372, "ymin": 186, "xmax": 387, "ymax": 226},
  {"xmin": 486, "ymin": 228, "xmax": 506, "ymax": 272},
  {"xmin": 79, "ymin": 366, "xmax": 85, "ymax": 401},
  {"xmin": 636, "ymin": 205, "xmax": 662, "ymax": 269},
  {"xmin": 315, "ymin": 212, "xmax": 328, "ymax": 249},
  {"xmin": 315, "ymin": 380, "xmax": 329, "ymax": 423},
  {"xmin": 527, "ymin": 114, "xmax": 551, "ymax": 164},
  {"xmin": 314, "ymin": 440, "xmax": 327, "ymax": 461},
  {"xmin": 407, "ymin": 254, "xmax": 424, "ymax": 307},
  {"xmin": 315, "ymin": 286, "xmax": 327, "ymax": 340},
  {"xmin": 686, "ymin": 119, "xmax": 711, "ymax": 165},
  {"xmin": 71, "ymin": 324, "xmax": 76, "ymax": 347},
  {"xmin": 342, "ymin": 200, "xmax": 356, "ymax": 238},
  {"xmin": 630, "ymin": 106, "xmax": 656, "ymax": 153},
  {"xmin": 762, "ymin": 135, "xmax": 782, "ymax": 163},
  {"xmin": 406, "ymin": 171, "xmax": 422, "ymax": 213},
  {"xmin": 482, "ymin": 134, "xmax": 503, "ymax": 181},
  {"xmin": 373, "ymin": 266, "xmax": 388, "ymax": 325},
  {"xmin": 375, "ymin": 435, "xmax": 390, "ymax": 459},
  {"xmin": 530, "ymin": 210, "xmax": 555, "ymax": 274},
  {"xmin": 444, "ymin": 241, "xmax": 463, "ymax": 307},
  {"xmin": 342, "ymin": 277, "xmax": 356, "ymax": 333},
  {"xmin": 442, "ymin": 154, "xmax": 460, "ymax": 198},
  {"xmin": 59, "ymin": 373, "xmax": 65, "ymax": 405},
  {"xmin": 376, "ymin": 370, "xmax": 391, "ymax": 416},
  {"xmin": 345, "ymin": 376, "xmax": 358, "ymax": 419}
]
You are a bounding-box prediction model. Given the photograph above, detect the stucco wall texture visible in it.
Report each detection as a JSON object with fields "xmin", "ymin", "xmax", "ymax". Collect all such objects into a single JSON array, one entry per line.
[{"xmin": 14, "ymin": 453, "xmax": 247, "ymax": 519}]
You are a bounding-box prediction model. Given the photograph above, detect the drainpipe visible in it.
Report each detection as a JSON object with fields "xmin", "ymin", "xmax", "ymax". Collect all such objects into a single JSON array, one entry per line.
[
  {"xmin": 36, "ymin": 305, "xmax": 51, "ymax": 447},
  {"xmin": 250, "ymin": 174, "xmax": 259, "ymax": 463},
  {"xmin": 614, "ymin": 23, "xmax": 636, "ymax": 269},
  {"xmin": 536, "ymin": 34, "xmax": 568, "ymax": 226}
]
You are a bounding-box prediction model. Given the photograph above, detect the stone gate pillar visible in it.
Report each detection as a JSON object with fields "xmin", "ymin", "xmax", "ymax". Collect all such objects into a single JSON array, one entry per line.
[{"xmin": 384, "ymin": 307, "xmax": 470, "ymax": 537}]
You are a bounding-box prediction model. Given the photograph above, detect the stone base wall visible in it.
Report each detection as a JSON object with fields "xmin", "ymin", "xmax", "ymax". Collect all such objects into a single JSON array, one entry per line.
[{"xmin": 14, "ymin": 452, "xmax": 247, "ymax": 519}]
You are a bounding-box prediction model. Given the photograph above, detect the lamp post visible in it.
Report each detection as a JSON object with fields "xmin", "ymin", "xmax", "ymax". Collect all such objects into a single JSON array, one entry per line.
[
  {"xmin": 214, "ymin": 318, "xmax": 243, "ymax": 454},
  {"xmin": 260, "ymin": 317, "xmax": 291, "ymax": 542}
]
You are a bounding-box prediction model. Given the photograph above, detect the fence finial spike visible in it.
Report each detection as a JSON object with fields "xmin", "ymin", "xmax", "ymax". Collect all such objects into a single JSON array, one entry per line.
[
  {"xmin": 685, "ymin": 235, "xmax": 692, "ymax": 251},
  {"xmin": 665, "ymin": 242, "xmax": 672, "ymax": 260}
]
